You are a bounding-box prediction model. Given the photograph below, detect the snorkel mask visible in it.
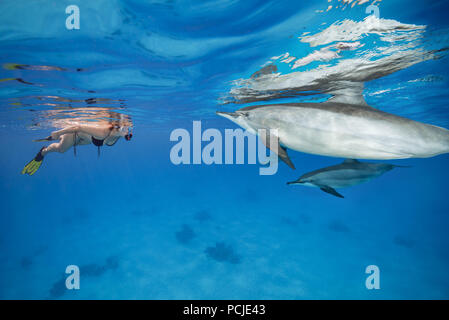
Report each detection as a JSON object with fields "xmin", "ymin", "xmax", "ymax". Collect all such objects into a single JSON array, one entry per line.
[{"xmin": 124, "ymin": 127, "xmax": 133, "ymax": 141}]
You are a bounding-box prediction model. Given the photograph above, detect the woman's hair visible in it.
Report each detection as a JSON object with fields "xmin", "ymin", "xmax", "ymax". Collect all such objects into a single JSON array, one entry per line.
[{"xmin": 109, "ymin": 111, "xmax": 133, "ymax": 129}]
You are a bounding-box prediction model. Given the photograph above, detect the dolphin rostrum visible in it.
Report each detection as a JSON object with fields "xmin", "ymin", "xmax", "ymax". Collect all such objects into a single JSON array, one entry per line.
[
  {"xmin": 287, "ymin": 159, "xmax": 406, "ymax": 198},
  {"xmin": 217, "ymin": 102, "xmax": 449, "ymax": 169}
]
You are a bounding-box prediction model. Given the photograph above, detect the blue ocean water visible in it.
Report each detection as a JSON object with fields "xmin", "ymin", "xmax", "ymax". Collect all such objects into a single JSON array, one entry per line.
[{"xmin": 1, "ymin": 0, "xmax": 449, "ymax": 299}]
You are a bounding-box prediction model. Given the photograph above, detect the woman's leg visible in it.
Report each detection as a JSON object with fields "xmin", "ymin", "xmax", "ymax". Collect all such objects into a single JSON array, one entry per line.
[
  {"xmin": 42, "ymin": 133, "xmax": 75, "ymax": 155},
  {"xmin": 22, "ymin": 133, "xmax": 75, "ymax": 175}
]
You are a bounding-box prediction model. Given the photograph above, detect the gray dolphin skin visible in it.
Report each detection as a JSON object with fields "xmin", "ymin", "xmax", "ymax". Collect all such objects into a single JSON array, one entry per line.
[
  {"xmin": 287, "ymin": 159, "xmax": 405, "ymax": 198},
  {"xmin": 217, "ymin": 102, "xmax": 449, "ymax": 169}
]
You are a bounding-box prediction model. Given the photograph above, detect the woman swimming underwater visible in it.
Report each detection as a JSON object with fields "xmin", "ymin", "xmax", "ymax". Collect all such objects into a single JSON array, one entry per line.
[{"xmin": 22, "ymin": 111, "xmax": 133, "ymax": 176}]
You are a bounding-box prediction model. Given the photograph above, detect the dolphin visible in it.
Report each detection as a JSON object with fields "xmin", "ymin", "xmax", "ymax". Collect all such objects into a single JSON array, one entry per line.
[
  {"xmin": 216, "ymin": 102, "xmax": 449, "ymax": 169},
  {"xmin": 287, "ymin": 159, "xmax": 406, "ymax": 198}
]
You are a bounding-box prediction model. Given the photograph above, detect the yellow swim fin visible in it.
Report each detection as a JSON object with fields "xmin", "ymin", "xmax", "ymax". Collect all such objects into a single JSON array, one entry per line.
[
  {"xmin": 3, "ymin": 63, "xmax": 21, "ymax": 70},
  {"xmin": 21, "ymin": 147, "xmax": 45, "ymax": 176}
]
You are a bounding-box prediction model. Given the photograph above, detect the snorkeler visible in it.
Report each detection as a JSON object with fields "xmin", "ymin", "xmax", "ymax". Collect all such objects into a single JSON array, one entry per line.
[{"xmin": 21, "ymin": 115, "xmax": 133, "ymax": 176}]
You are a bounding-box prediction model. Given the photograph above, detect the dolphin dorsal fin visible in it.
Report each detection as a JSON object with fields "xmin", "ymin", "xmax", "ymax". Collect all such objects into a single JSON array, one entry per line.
[{"xmin": 343, "ymin": 159, "xmax": 360, "ymax": 164}]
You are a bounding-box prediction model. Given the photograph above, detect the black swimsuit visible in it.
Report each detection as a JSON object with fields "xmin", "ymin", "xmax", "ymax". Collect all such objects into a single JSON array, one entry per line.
[
  {"xmin": 91, "ymin": 128, "xmax": 114, "ymax": 157},
  {"xmin": 91, "ymin": 136, "xmax": 104, "ymax": 147},
  {"xmin": 73, "ymin": 126, "xmax": 118, "ymax": 157}
]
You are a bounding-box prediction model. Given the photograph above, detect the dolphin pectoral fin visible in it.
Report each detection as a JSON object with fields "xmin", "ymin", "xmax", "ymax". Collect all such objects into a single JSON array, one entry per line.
[
  {"xmin": 319, "ymin": 186, "xmax": 344, "ymax": 198},
  {"xmin": 278, "ymin": 146, "xmax": 296, "ymax": 170},
  {"xmin": 260, "ymin": 130, "xmax": 295, "ymax": 170}
]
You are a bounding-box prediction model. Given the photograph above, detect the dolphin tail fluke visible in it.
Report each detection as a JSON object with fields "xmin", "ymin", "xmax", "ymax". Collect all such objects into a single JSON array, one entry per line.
[
  {"xmin": 319, "ymin": 185, "xmax": 344, "ymax": 198},
  {"xmin": 260, "ymin": 129, "xmax": 295, "ymax": 170}
]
